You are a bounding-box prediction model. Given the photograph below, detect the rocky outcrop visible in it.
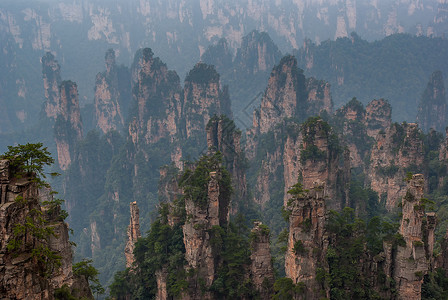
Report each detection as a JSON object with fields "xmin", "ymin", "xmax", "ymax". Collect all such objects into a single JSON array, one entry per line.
[
  {"xmin": 249, "ymin": 55, "xmax": 307, "ymax": 136},
  {"xmin": 250, "ymin": 221, "xmax": 274, "ymax": 300},
  {"xmin": 393, "ymin": 174, "xmax": 431, "ymax": 300},
  {"xmin": 129, "ymin": 48, "xmax": 182, "ymax": 146},
  {"xmin": 206, "ymin": 116, "xmax": 247, "ymax": 212},
  {"xmin": 297, "ymin": 118, "xmax": 347, "ymax": 211},
  {"xmin": 42, "ymin": 52, "xmax": 61, "ymax": 120},
  {"xmin": 201, "ymin": 38, "xmax": 233, "ymax": 75},
  {"xmin": 335, "ymin": 98, "xmax": 370, "ymax": 168},
  {"xmin": 305, "ymin": 77, "xmax": 333, "ymax": 117},
  {"xmin": 182, "ymin": 169, "xmax": 230, "ymax": 299},
  {"xmin": 0, "ymin": 160, "xmax": 91, "ymax": 299},
  {"xmin": 365, "ymin": 99, "xmax": 392, "ymax": 138},
  {"xmin": 234, "ymin": 30, "xmax": 282, "ymax": 75},
  {"xmin": 417, "ymin": 71, "xmax": 446, "ymax": 133},
  {"xmin": 54, "ymin": 80, "xmax": 83, "ymax": 170},
  {"xmin": 250, "ymin": 117, "xmax": 347, "ymax": 211},
  {"xmin": 285, "ymin": 185, "xmax": 328, "ymax": 299},
  {"xmin": 183, "ymin": 63, "xmax": 232, "ymax": 141},
  {"xmin": 158, "ymin": 165, "xmax": 183, "ymax": 226},
  {"xmin": 367, "ymin": 122, "xmax": 425, "ymax": 211},
  {"xmin": 247, "ymin": 55, "xmax": 333, "ymax": 159},
  {"xmin": 94, "ymin": 49, "xmax": 131, "ymax": 134},
  {"xmin": 125, "ymin": 201, "xmax": 141, "ymax": 268}
]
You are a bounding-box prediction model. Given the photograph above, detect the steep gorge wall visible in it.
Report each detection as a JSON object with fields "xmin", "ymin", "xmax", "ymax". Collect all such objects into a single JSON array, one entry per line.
[{"xmin": 0, "ymin": 160, "xmax": 91, "ymax": 299}]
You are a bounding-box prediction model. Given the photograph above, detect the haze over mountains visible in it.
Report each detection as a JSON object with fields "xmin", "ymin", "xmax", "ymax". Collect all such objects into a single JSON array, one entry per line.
[
  {"xmin": 2, "ymin": 1, "xmax": 448, "ymax": 299},
  {"xmin": 1, "ymin": 0, "xmax": 448, "ymax": 133}
]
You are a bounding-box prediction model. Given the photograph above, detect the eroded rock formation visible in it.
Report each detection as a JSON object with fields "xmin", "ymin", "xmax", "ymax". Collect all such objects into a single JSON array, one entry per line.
[
  {"xmin": 182, "ymin": 169, "xmax": 230, "ymax": 299},
  {"xmin": 206, "ymin": 116, "xmax": 247, "ymax": 212},
  {"xmin": 129, "ymin": 48, "xmax": 182, "ymax": 146},
  {"xmin": 125, "ymin": 201, "xmax": 141, "ymax": 268},
  {"xmin": 365, "ymin": 99, "xmax": 392, "ymax": 138},
  {"xmin": 0, "ymin": 160, "xmax": 92, "ymax": 299},
  {"xmin": 94, "ymin": 49, "xmax": 131, "ymax": 134},
  {"xmin": 367, "ymin": 122, "xmax": 425, "ymax": 211},
  {"xmin": 417, "ymin": 71, "xmax": 446, "ymax": 133},
  {"xmin": 54, "ymin": 80, "xmax": 83, "ymax": 170},
  {"xmin": 393, "ymin": 174, "xmax": 432, "ymax": 300},
  {"xmin": 285, "ymin": 185, "xmax": 328, "ymax": 299},
  {"xmin": 42, "ymin": 52, "xmax": 61, "ymax": 120},
  {"xmin": 183, "ymin": 63, "xmax": 232, "ymax": 141},
  {"xmin": 250, "ymin": 221, "xmax": 274, "ymax": 300}
]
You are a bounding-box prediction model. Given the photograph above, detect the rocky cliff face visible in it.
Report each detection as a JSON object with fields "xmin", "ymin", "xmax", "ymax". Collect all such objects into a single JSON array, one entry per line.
[
  {"xmin": 234, "ymin": 30, "xmax": 282, "ymax": 75},
  {"xmin": 367, "ymin": 122, "xmax": 425, "ymax": 211},
  {"xmin": 417, "ymin": 71, "xmax": 447, "ymax": 133},
  {"xmin": 249, "ymin": 115, "xmax": 348, "ymax": 213},
  {"xmin": 250, "ymin": 221, "xmax": 274, "ymax": 300},
  {"xmin": 299, "ymin": 118, "xmax": 347, "ymax": 211},
  {"xmin": 247, "ymin": 55, "xmax": 333, "ymax": 159},
  {"xmin": 42, "ymin": 52, "xmax": 61, "ymax": 120},
  {"xmin": 129, "ymin": 48, "xmax": 182, "ymax": 146},
  {"xmin": 54, "ymin": 80, "xmax": 83, "ymax": 171},
  {"xmin": 249, "ymin": 55, "xmax": 307, "ymax": 136},
  {"xmin": 206, "ymin": 116, "xmax": 247, "ymax": 212},
  {"xmin": 182, "ymin": 170, "xmax": 230, "ymax": 299},
  {"xmin": 124, "ymin": 201, "xmax": 141, "ymax": 268},
  {"xmin": 94, "ymin": 49, "xmax": 131, "ymax": 134},
  {"xmin": 41, "ymin": 53, "xmax": 83, "ymax": 171},
  {"xmin": 285, "ymin": 185, "xmax": 328, "ymax": 299},
  {"xmin": 183, "ymin": 63, "xmax": 232, "ymax": 142},
  {"xmin": 365, "ymin": 99, "xmax": 392, "ymax": 138},
  {"xmin": 393, "ymin": 174, "xmax": 432, "ymax": 300},
  {"xmin": 0, "ymin": 160, "xmax": 91, "ymax": 299}
]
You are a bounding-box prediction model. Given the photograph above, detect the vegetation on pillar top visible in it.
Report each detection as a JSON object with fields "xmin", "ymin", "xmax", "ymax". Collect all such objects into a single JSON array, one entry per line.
[
  {"xmin": 1, "ymin": 142, "xmax": 58, "ymax": 187},
  {"xmin": 179, "ymin": 152, "xmax": 232, "ymax": 209}
]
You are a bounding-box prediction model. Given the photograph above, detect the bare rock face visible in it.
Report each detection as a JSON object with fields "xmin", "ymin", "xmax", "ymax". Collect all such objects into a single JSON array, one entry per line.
[
  {"xmin": 417, "ymin": 71, "xmax": 446, "ymax": 133},
  {"xmin": 234, "ymin": 30, "xmax": 282, "ymax": 74},
  {"xmin": 129, "ymin": 48, "xmax": 182, "ymax": 146},
  {"xmin": 42, "ymin": 52, "xmax": 61, "ymax": 120},
  {"xmin": 393, "ymin": 174, "xmax": 431, "ymax": 300},
  {"xmin": 94, "ymin": 49, "xmax": 127, "ymax": 134},
  {"xmin": 183, "ymin": 63, "xmax": 232, "ymax": 141},
  {"xmin": 182, "ymin": 170, "xmax": 230, "ymax": 299},
  {"xmin": 365, "ymin": 99, "xmax": 392, "ymax": 138},
  {"xmin": 54, "ymin": 80, "xmax": 83, "ymax": 170},
  {"xmin": 158, "ymin": 166, "xmax": 183, "ymax": 227},
  {"xmin": 41, "ymin": 53, "xmax": 83, "ymax": 171},
  {"xmin": 367, "ymin": 122, "xmax": 425, "ymax": 211},
  {"xmin": 246, "ymin": 55, "xmax": 332, "ymax": 161},
  {"xmin": 335, "ymin": 98, "xmax": 370, "ymax": 168},
  {"xmin": 0, "ymin": 160, "xmax": 91, "ymax": 299},
  {"xmin": 125, "ymin": 201, "xmax": 141, "ymax": 268},
  {"xmin": 298, "ymin": 118, "xmax": 347, "ymax": 211},
  {"xmin": 285, "ymin": 186, "xmax": 328, "ymax": 299},
  {"xmin": 250, "ymin": 221, "xmax": 274, "ymax": 300},
  {"xmin": 305, "ymin": 77, "xmax": 333, "ymax": 117},
  {"xmin": 206, "ymin": 116, "xmax": 247, "ymax": 213},
  {"xmin": 250, "ymin": 55, "xmax": 306, "ymax": 136},
  {"xmin": 250, "ymin": 117, "xmax": 347, "ymax": 211}
]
